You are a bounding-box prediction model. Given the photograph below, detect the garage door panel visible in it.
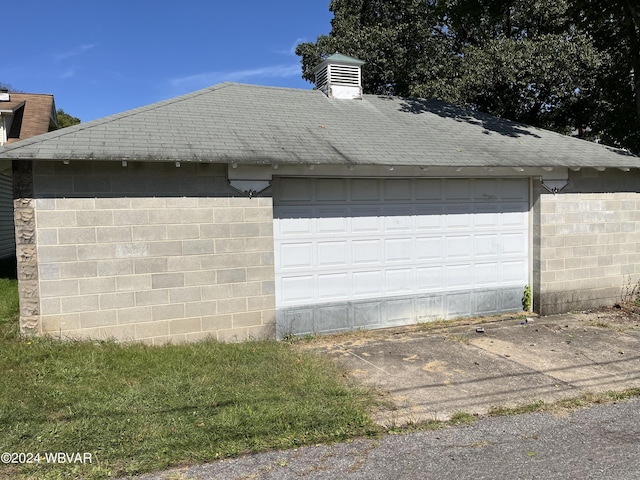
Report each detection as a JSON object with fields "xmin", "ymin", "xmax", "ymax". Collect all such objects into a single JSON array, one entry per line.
[
  {"xmin": 500, "ymin": 287, "xmax": 525, "ymax": 310},
  {"xmin": 416, "ymin": 294, "xmax": 445, "ymax": 321},
  {"xmin": 316, "ymin": 178, "xmax": 347, "ymax": 201},
  {"xmin": 352, "ymin": 179, "xmax": 381, "ymax": 201},
  {"xmin": 502, "ymin": 260, "xmax": 528, "ymax": 282},
  {"xmin": 476, "ymin": 234, "xmax": 499, "ymax": 257},
  {"xmin": 317, "ymin": 241, "xmax": 347, "ymax": 266},
  {"xmin": 318, "ymin": 274, "xmax": 349, "ymax": 300},
  {"xmin": 415, "ymin": 179, "xmax": 443, "ymax": 200},
  {"xmin": 501, "ymin": 204, "xmax": 529, "ymax": 227},
  {"xmin": 476, "ymin": 263, "xmax": 499, "ymax": 285},
  {"xmin": 501, "ymin": 232, "xmax": 527, "ymax": 255},
  {"xmin": 352, "ymin": 208, "xmax": 383, "ymax": 232},
  {"xmin": 276, "ymin": 178, "xmax": 313, "ymax": 202},
  {"xmin": 384, "ymin": 179, "xmax": 412, "ymax": 200},
  {"xmin": 318, "ymin": 305, "xmax": 350, "ymax": 333},
  {"xmin": 415, "ymin": 206, "xmax": 444, "ymax": 230},
  {"xmin": 417, "ymin": 266, "xmax": 444, "ymax": 290},
  {"xmin": 353, "ymin": 302, "xmax": 382, "ymax": 327},
  {"xmin": 276, "ymin": 209, "xmax": 314, "ymax": 236},
  {"xmin": 280, "ymin": 276, "xmax": 314, "ymax": 304},
  {"xmin": 281, "ymin": 308, "xmax": 314, "ymax": 336},
  {"xmin": 475, "ymin": 290, "xmax": 500, "ymax": 314},
  {"xmin": 474, "ymin": 179, "xmax": 500, "ymax": 201},
  {"xmin": 447, "ymin": 292, "xmax": 473, "ymax": 317},
  {"xmin": 500, "ymin": 180, "xmax": 529, "ymax": 201},
  {"xmin": 386, "ymin": 268, "xmax": 414, "ymax": 293},
  {"xmin": 447, "ymin": 264, "xmax": 473, "ymax": 288},
  {"xmin": 353, "ymin": 270, "xmax": 383, "ymax": 296},
  {"xmin": 352, "ymin": 240, "xmax": 381, "ymax": 264},
  {"xmin": 278, "ymin": 243, "xmax": 313, "ymax": 270},
  {"xmin": 317, "ymin": 208, "xmax": 348, "ymax": 234},
  {"xmin": 385, "ymin": 298, "xmax": 414, "ymax": 325},
  {"xmin": 445, "ymin": 207, "xmax": 474, "ymax": 229},
  {"xmin": 417, "ymin": 237, "xmax": 443, "ymax": 261},
  {"xmin": 445, "ymin": 179, "xmax": 472, "ymax": 200},
  {"xmin": 383, "ymin": 207, "xmax": 413, "ymax": 231},
  {"xmin": 474, "ymin": 209, "xmax": 500, "ymax": 229},
  {"xmin": 385, "ymin": 238, "xmax": 412, "ymax": 262},
  {"xmin": 447, "ymin": 235, "xmax": 473, "ymax": 259}
]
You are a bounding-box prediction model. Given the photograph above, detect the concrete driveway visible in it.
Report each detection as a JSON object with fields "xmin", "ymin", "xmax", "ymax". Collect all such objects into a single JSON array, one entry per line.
[{"xmin": 300, "ymin": 310, "xmax": 640, "ymax": 426}]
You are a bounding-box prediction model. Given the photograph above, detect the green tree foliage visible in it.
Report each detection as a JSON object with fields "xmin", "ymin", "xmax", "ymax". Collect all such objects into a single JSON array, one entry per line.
[
  {"xmin": 439, "ymin": 0, "xmax": 600, "ymax": 132},
  {"xmin": 55, "ymin": 109, "xmax": 81, "ymax": 129},
  {"xmin": 297, "ymin": 0, "xmax": 640, "ymax": 153},
  {"xmin": 568, "ymin": 1, "xmax": 640, "ymax": 152}
]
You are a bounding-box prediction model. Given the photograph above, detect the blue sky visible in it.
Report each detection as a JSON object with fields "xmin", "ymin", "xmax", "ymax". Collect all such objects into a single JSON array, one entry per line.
[{"xmin": 2, "ymin": 1, "xmax": 333, "ymax": 122}]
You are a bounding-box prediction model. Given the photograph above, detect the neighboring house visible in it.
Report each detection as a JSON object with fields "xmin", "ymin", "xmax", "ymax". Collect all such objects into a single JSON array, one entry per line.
[
  {"xmin": 0, "ymin": 90, "xmax": 57, "ymax": 259},
  {"xmin": 0, "ymin": 54, "xmax": 638, "ymax": 344}
]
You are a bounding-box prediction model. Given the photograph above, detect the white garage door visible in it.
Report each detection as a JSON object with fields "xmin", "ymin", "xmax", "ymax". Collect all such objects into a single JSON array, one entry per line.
[{"xmin": 273, "ymin": 177, "xmax": 529, "ymax": 336}]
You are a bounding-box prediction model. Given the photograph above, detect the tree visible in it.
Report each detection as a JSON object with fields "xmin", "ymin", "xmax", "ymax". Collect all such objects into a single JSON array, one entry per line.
[
  {"xmin": 297, "ymin": 0, "xmax": 640, "ymax": 153},
  {"xmin": 567, "ymin": 1, "xmax": 640, "ymax": 152},
  {"xmin": 56, "ymin": 109, "xmax": 81, "ymax": 129},
  {"xmin": 438, "ymin": 0, "xmax": 601, "ymax": 132}
]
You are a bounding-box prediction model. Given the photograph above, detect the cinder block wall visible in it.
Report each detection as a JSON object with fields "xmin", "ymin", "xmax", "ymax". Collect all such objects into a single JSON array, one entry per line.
[
  {"xmin": 27, "ymin": 161, "xmax": 275, "ymax": 344},
  {"xmin": 533, "ymin": 169, "xmax": 640, "ymax": 315}
]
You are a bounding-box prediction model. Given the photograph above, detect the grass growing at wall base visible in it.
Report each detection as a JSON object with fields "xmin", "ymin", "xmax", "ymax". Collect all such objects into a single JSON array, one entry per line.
[
  {"xmin": 0, "ymin": 261, "xmax": 378, "ymax": 479},
  {"xmin": 0, "ymin": 257, "xmax": 19, "ymax": 342}
]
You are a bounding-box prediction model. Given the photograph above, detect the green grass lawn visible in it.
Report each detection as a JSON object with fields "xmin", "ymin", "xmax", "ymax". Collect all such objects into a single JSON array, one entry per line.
[{"xmin": 0, "ymin": 259, "xmax": 379, "ymax": 479}]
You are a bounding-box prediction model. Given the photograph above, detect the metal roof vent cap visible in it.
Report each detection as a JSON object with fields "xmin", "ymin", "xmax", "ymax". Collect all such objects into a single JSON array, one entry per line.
[{"xmin": 312, "ymin": 53, "xmax": 365, "ymax": 100}]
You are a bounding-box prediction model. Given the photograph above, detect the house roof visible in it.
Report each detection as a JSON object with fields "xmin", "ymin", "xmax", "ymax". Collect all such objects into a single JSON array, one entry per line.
[
  {"xmin": 0, "ymin": 99, "xmax": 26, "ymax": 114},
  {"xmin": 1, "ymin": 93, "xmax": 57, "ymax": 143},
  {"xmin": 0, "ymin": 82, "xmax": 636, "ymax": 168}
]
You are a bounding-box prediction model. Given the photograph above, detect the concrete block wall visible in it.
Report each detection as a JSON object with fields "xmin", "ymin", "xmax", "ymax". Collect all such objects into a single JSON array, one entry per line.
[
  {"xmin": 28, "ymin": 161, "xmax": 276, "ymax": 344},
  {"xmin": 533, "ymin": 169, "xmax": 640, "ymax": 315}
]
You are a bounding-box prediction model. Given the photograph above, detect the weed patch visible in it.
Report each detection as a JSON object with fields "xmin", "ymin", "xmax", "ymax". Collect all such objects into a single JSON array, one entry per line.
[
  {"xmin": 488, "ymin": 389, "xmax": 640, "ymax": 417},
  {"xmin": 449, "ymin": 411, "xmax": 477, "ymax": 425}
]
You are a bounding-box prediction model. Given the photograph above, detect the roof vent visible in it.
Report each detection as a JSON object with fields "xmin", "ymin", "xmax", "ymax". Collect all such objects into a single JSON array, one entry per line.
[
  {"xmin": 0, "ymin": 89, "xmax": 9, "ymax": 102},
  {"xmin": 312, "ymin": 53, "xmax": 365, "ymax": 100}
]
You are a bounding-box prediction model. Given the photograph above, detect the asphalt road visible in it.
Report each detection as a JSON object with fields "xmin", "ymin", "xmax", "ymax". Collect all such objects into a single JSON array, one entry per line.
[{"xmin": 128, "ymin": 396, "xmax": 640, "ymax": 480}]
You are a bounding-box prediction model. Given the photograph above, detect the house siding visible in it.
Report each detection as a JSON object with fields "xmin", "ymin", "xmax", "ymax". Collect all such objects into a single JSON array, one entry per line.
[
  {"xmin": 0, "ymin": 173, "xmax": 15, "ymax": 259},
  {"xmin": 25, "ymin": 161, "xmax": 275, "ymax": 344},
  {"xmin": 533, "ymin": 169, "xmax": 640, "ymax": 314}
]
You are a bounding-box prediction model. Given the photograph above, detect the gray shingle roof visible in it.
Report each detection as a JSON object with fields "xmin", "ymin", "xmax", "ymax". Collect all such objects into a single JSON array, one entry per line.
[{"xmin": 0, "ymin": 82, "xmax": 636, "ymax": 168}]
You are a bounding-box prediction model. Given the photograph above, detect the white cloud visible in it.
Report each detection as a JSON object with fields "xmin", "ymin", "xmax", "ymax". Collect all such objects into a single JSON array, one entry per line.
[
  {"xmin": 169, "ymin": 64, "xmax": 301, "ymax": 91},
  {"xmin": 59, "ymin": 67, "xmax": 76, "ymax": 79},
  {"xmin": 55, "ymin": 44, "xmax": 96, "ymax": 61},
  {"xmin": 275, "ymin": 38, "xmax": 307, "ymax": 56}
]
